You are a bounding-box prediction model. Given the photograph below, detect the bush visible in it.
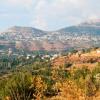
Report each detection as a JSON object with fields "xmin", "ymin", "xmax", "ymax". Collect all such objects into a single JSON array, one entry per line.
[
  {"xmin": 72, "ymin": 67, "xmax": 91, "ymax": 89},
  {"xmin": 31, "ymin": 76, "xmax": 46, "ymax": 99},
  {"xmin": 43, "ymin": 78, "xmax": 59, "ymax": 97},
  {"xmin": 4, "ymin": 71, "xmax": 33, "ymax": 100},
  {"xmin": 64, "ymin": 62, "xmax": 72, "ymax": 68},
  {"xmin": 92, "ymin": 66, "xmax": 100, "ymax": 90},
  {"xmin": 92, "ymin": 66, "xmax": 100, "ymax": 76},
  {"xmin": 73, "ymin": 67, "xmax": 90, "ymax": 80},
  {"xmin": 85, "ymin": 75, "xmax": 96, "ymax": 96},
  {"xmin": 43, "ymin": 87, "xmax": 58, "ymax": 97}
]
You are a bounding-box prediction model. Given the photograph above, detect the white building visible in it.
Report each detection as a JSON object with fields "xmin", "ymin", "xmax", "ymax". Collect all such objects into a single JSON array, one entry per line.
[{"xmin": 96, "ymin": 49, "xmax": 100, "ymax": 54}]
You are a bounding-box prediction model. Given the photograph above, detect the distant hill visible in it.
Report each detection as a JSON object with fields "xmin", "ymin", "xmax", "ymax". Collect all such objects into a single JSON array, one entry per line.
[
  {"xmin": 3, "ymin": 26, "xmax": 47, "ymax": 37},
  {"xmin": 58, "ymin": 19, "xmax": 100, "ymax": 35},
  {"xmin": 0, "ymin": 19, "xmax": 100, "ymax": 51}
]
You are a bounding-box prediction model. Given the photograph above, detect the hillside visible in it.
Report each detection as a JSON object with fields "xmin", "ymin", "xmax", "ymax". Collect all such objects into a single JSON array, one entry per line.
[
  {"xmin": 0, "ymin": 48, "xmax": 100, "ymax": 100},
  {"xmin": 52, "ymin": 48, "xmax": 100, "ymax": 70},
  {"xmin": 0, "ymin": 19, "xmax": 100, "ymax": 51}
]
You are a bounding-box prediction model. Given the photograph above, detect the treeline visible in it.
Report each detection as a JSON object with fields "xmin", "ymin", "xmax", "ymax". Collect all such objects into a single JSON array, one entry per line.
[{"xmin": 0, "ymin": 56, "xmax": 35, "ymax": 76}]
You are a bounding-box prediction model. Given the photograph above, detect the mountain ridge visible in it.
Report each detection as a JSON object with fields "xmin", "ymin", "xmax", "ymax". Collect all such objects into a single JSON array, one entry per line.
[{"xmin": 0, "ymin": 19, "xmax": 100, "ymax": 51}]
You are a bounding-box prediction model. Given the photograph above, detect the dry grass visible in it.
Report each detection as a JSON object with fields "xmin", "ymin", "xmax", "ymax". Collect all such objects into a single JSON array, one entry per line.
[{"xmin": 52, "ymin": 49, "xmax": 100, "ymax": 71}]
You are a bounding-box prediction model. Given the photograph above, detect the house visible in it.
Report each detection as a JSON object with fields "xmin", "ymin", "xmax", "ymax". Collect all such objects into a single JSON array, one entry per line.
[
  {"xmin": 50, "ymin": 54, "xmax": 58, "ymax": 60},
  {"xmin": 41, "ymin": 55, "xmax": 50, "ymax": 60},
  {"xmin": 26, "ymin": 54, "xmax": 31, "ymax": 59},
  {"xmin": 96, "ymin": 49, "xmax": 100, "ymax": 54}
]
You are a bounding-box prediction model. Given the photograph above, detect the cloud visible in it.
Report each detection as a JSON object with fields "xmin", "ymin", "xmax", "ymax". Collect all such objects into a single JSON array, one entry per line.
[
  {"xmin": 30, "ymin": 0, "xmax": 86, "ymax": 30},
  {"xmin": 31, "ymin": 16, "xmax": 48, "ymax": 30},
  {"xmin": 0, "ymin": 0, "xmax": 100, "ymax": 30},
  {"xmin": 89, "ymin": 15, "xmax": 99, "ymax": 20},
  {"xmin": 5, "ymin": 0, "xmax": 34, "ymax": 10},
  {"xmin": 30, "ymin": 0, "xmax": 48, "ymax": 30}
]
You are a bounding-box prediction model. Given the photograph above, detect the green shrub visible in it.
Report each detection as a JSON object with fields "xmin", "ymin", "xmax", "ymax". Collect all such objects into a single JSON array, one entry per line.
[
  {"xmin": 85, "ymin": 75, "xmax": 96, "ymax": 97},
  {"xmin": 4, "ymin": 71, "xmax": 33, "ymax": 100},
  {"xmin": 73, "ymin": 67, "xmax": 90, "ymax": 80},
  {"xmin": 92, "ymin": 66, "xmax": 100, "ymax": 90},
  {"xmin": 43, "ymin": 78, "xmax": 58, "ymax": 97}
]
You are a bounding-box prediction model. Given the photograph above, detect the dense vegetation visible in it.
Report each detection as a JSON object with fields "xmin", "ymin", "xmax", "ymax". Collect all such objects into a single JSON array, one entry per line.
[{"xmin": 0, "ymin": 50, "xmax": 100, "ymax": 100}]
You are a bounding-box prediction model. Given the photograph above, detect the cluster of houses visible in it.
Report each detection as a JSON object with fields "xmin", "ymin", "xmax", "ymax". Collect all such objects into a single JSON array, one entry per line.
[
  {"xmin": 25, "ymin": 53, "xmax": 60, "ymax": 61},
  {"xmin": 0, "ymin": 47, "xmax": 100, "ymax": 62},
  {"xmin": 6, "ymin": 50, "xmax": 60, "ymax": 61}
]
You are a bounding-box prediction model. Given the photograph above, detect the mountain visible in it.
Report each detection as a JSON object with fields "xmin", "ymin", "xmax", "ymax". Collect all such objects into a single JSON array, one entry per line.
[
  {"xmin": 0, "ymin": 26, "xmax": 65, "ymax": 51},
  {"xmin": 58, "ymin": 19, "xmax": 100, "ymax": 35},
  {"xmin": 56, "ymin": 19, "xmax": 100, "ymax": 49},
  {"xmin": 0, "ymin": 19, "xmax": 100, "ymax": 52},
  {"xmin": 2, "ymin": 26, "xmax": 47, "ymax": 38},
  {"xmin": 80, "ymin": 19, "xmax": 100, "ymax": 26}
]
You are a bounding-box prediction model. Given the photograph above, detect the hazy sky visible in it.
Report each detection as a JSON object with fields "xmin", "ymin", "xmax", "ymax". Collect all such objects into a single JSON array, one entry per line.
[{"xmin": 0, "ymin": 0, "xmax": 100, "ymax": 31}]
